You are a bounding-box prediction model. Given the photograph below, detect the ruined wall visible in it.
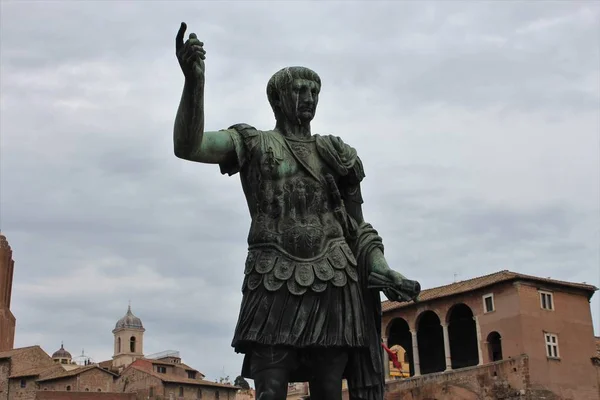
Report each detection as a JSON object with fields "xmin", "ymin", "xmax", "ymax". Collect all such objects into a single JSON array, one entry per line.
[
  {"xmin": 36, "ymin": 392, "xmax": 136, "ymax": 400},
  {"xmin": 0, "ymin": 235, "xmax": 16, "ymax": 352},
  {"xmin": 342, "ymin": 356, "xmax": 531, "ymax": 400}
]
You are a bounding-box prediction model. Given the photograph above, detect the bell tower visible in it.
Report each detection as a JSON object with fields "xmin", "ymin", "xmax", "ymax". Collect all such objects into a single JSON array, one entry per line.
[
  {"xmin": 112, "ymin": 304, "xmax": 145, "ymax": 369},
  {"xmin": 0, "ymin": 232, "xmax": 16, "ymax": 352}
]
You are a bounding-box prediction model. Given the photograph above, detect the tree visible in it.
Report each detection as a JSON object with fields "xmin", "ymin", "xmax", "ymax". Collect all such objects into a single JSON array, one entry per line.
[{"xmin": 234, "ymin": 375, "xmax": 250, "ymax": 390}]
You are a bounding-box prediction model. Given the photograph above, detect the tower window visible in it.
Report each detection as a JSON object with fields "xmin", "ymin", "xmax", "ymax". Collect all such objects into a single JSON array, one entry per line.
[
  {"xmin": 118, "ymin": 337, "xmax": 121, "ymax": 353},
  {"xmin": 130, "ymin": 336, "xmax": 136, "ymax": 353}
]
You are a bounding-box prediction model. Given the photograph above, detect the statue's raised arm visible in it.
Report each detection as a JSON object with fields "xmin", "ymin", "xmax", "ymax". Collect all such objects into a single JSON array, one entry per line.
[{"xmin": 173, "ymin": 22, "xmax": 236, "ymax": 165}]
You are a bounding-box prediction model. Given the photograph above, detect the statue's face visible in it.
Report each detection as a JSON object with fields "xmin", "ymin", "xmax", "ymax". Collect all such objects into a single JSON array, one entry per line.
[{"xmin": 279, "ymin": 78, "xmax": 320, "ymax": 124}]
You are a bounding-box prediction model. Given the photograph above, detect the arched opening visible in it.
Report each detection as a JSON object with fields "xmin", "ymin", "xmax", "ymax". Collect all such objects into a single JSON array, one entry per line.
[
  {"xmin": 130, "ymin": 336, "xmax": 136, "ymax": 353},
  {"xmin": 386, "ymin": 318, "xmax": 413, "ymax": 377},
  {"xmin": 118, "ymin": 337, "xmax": 121, "ymax": 353},
  {"xmin": 416, "ymin": 310, "xmax": 445, "ymax": 374},
  {"xmin": 66, "ymin": 385, "xmax": 71, "ymax": 391},
  {"xmin": 447, "ymin": 303, "xmax": 478, "ymax": 369},
  {"xmin": 487, "ymin": 331, "xmax": 503, "ymax": 362}
]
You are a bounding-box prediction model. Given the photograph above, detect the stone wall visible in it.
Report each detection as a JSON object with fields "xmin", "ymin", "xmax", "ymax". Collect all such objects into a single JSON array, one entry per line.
[
  {"xmin": 116, "ymin": 366, "xmax": 163, "ymax": 398},
  {"xmin": 164, "ymin": 382, "xmax": 235, "ymax": 400},
  {"xmin": 342, "ymin": 355, "xmax": 531, "ymax": 400},
  {"xmin": 38, "ymin": 368, "xmax": 116, "ymax": 393},
  {"xmin": 0, "ymin": 360, "xmax": 9, "ymax": 400},
  {"xmin": 36, "ymin": 392, "xmax": 136, "ymax": 400}
]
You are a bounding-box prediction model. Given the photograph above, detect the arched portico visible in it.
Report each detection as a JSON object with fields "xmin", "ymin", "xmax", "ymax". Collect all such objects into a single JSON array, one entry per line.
[
  {"xmin": 387, "ymin": 318, "xmax": 414, "ymax": 377},
  {"xmin": 416, "ymin": 310, "xmax": 445, "ymax": 374},
  {"xmin": 447, "ymin": 303, "xmax": 479, "ymax": 369}
]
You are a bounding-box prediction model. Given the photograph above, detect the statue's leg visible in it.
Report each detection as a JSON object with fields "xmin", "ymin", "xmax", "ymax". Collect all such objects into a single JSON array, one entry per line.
[
  {"xmin": 307, "ymin": 349, "xmax": 348, "ymax": 400},
  {"xmin": 250, "ymin": 345, "xmax": 295, "ymax": 400}
]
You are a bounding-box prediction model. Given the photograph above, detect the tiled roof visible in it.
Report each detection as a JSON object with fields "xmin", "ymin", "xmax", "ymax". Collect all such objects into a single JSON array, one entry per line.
[
  {"xmin": 382, "ymin": 270, "xmax": 598, "ymax": 313},
  {"xmin": 127, "ymin": 361, "xmax": 238, "ymax": 390},
  {"xmin": 595, "ymin": 336, "xmax": 600, "ymax": 358},
  {"xmin": 37, "ymin": 365, "xmax": 118, "ymax": 382},
  {"xmin": 98, "ymin": 359, "xmax": 113, "ymax": 368},
  {"xmin": 9, "ymin": 365, "xmax": 60, "ymax": 379},
  {"xmin": 0, "ymin": 345, "xmax": 42, "ymax": 360}
]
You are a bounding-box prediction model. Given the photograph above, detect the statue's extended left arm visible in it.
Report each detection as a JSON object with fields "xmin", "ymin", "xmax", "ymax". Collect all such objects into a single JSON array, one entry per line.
[{"xmin": 340, "ymin": 179, "xmax": 421, "ymax": 303}]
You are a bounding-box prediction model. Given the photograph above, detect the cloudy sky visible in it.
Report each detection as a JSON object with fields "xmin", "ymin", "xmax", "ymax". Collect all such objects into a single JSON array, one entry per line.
[{"xmin": 1, "ymin": 0, "xmax": 599, "ymax": 382}]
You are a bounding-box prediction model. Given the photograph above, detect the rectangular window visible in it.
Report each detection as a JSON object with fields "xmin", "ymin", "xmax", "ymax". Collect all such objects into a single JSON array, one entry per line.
[
  {"xmin": 540, "ymin": 291, "xmax": 554, "ymax": 310},
  {"xmin": 157, "ymin": 366, "xmax": 167, "ymax": 373},
  {"xmin": 197, "ymin": 388, "xmax": 203, "ymax": 399},
  {"xmin": 544, "ymin": 333, "xmax": 559, "ymax": 358},
  {"xmin": 483, "ymin": 293, "xmax": 495, "ymax": 313},
  {"xmin": 187, "ymin": 370, "xmax": 197, "ymax": 379},
  {"xmin": 20, "ymin": 379, "xmax": 26, "ymax": 388}
]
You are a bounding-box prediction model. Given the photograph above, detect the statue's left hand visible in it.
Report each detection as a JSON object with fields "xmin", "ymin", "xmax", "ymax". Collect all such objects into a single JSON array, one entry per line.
[{"xmin": 384, "ymin": 270, "xmax": 421, "ymax": 303}]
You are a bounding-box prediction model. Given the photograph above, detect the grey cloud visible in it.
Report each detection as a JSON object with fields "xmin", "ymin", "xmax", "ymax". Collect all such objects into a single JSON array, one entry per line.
[{"xmin": 1, "ymin": 0, "xmax": 598, "ymax": 382}]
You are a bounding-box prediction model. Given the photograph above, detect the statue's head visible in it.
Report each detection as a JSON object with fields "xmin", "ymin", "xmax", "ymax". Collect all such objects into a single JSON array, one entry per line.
[{"xmin": 267, "ymin": 66, "xmax": 321, "ymax": 125}]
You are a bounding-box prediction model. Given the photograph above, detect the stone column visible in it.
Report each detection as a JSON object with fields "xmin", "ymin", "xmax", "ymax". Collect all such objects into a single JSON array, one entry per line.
[
  {"xmin": 410, "ymin": 330, "xmax": 421, "ymax": 376},
  {"xmin": 441, "ymin": 323, "xmax": 452, "ymax": 371},
  {"xmin": 473, "ymin": 316, "xmax": 483, "ymax": 365},
  {"xmin": 382, "ymin": 337, "xmax": 390, "ymax": 381}
]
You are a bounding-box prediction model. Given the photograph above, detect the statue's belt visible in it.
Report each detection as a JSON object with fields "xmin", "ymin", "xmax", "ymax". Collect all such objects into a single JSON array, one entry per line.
[{"xmin": 242, "ymin": 240, "xmax": 358, "ymax": 295}]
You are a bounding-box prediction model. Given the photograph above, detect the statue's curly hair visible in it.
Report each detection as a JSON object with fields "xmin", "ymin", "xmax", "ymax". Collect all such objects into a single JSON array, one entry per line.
[{"xmin": 266, "ymin": 66, "xmax": 321, "ymax": 120}]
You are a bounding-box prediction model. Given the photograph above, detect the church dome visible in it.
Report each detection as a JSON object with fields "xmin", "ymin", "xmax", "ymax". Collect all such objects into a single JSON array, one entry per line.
[
  {"xmin": 52, "ymin": 343, "xmax": 72, "ymax": 359},
  {"xmin": 114, "ymin": 305, "xmax": 144, "ymax": 330}
]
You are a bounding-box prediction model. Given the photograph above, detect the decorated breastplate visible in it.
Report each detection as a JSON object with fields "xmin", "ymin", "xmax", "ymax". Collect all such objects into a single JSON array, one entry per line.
[
  {"xmin": 245, "ymin": 134, "xmax": 346, "ymax": 259},
  {"xmin": 242, "ymin": 239, "xmax": 358, "ymax": 295}
]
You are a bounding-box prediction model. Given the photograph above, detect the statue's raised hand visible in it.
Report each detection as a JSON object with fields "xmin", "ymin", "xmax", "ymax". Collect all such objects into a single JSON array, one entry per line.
[{"xmin": 176, "ymin": 22, "xmax": 205, "ymax": 83}]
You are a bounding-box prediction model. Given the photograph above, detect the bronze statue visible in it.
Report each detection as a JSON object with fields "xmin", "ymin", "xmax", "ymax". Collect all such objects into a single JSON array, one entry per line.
[{"xmin": 173, "ymin": 22, "xmax": 420, "ymax": 400}]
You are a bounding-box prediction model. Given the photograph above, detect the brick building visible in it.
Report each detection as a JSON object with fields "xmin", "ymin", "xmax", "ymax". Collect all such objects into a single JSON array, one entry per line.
[
  {"xmin": 0, "ymin": 305, "xmax": 240, "ymax": 399},
  {"xmin": 0, "ymin": 345, "xmax": 62, "ymax": 400},
  {"xmin": 117, "ymin": 358, "xmax": 238, "ymax": 400},
  {"xmin": 379, "ymin": 270, "xmax": 599, "ymax": 400},
  {"xmin": 37, "ymin": 365, "xmax": 119, "ymax": 392},
  {"xmin": 0, "ymin": 233, "xmax": 16, "ymax": 352}
]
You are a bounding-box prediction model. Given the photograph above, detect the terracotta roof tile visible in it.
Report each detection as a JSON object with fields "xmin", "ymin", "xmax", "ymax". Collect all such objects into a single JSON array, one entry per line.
[
  {"xmin": 0, "ymin": 345, "xmax": 42, "ymax": 360},
  {"xmin": 9, "ymin": 365, "xmax": 60, "ymax": 379},
  {"xmin": 149, "ymin": 359, "xmax": 203, "ymax": 376},
  {"xmin": 128, "ymin": 364, "xmax": 239, "ymax": 390},
  {"xmin": 382, "ymin": 270, "xmax": 598, "ymax": 313},
  {"xmin": 37, "ymin": 365, "xmax": 118, "ymax": 382}
]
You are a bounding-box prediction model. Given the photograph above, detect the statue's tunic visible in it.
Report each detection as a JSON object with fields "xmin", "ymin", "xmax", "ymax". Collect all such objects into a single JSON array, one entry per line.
[{"xmin": 218, "ymin": 124, "xmax": 368, "ymax": 356}]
